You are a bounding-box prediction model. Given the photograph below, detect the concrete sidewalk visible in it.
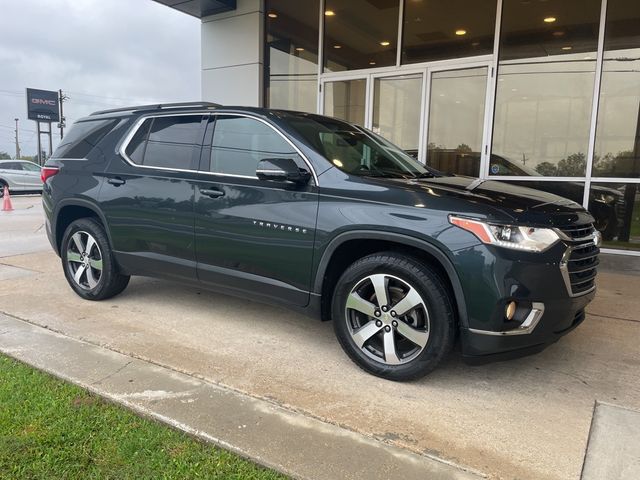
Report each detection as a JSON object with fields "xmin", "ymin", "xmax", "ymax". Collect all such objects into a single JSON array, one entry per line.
[{"xmin": 0, "ymin": 312, "xmax": 481, "ymax": 480}]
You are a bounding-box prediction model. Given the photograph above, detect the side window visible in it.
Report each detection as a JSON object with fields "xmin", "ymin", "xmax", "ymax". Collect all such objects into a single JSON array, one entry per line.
[
  {"xmin": 20, "ymin": 162, "xmax": 41, "ymax": 172},
  {"xmin": 142, "ymin": 115, "xmax": 203, "ymax": 169},
  {"xmin": 125, "ymin": 118, "xmax": 152, "ymax": 165},
  {"xmin": 5, "ymin": 162, "xmax": 22, "ymax": 170},
  {"xmin": 53, "ymin": 119, "xmax": 119, "ymax": 159},
  {"xmin": 210, "ymin": 116, "xmax": 299, "ymax": 176}
]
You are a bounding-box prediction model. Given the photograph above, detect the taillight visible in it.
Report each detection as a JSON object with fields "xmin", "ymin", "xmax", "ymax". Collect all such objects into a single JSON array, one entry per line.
[{"xmin": 41, "ymin": 166, "xmax": 59, "ymax": 183}]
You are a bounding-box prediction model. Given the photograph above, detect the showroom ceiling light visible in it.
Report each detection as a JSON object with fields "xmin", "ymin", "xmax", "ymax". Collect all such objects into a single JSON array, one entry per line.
[
  {"xmin": 369, "ymin": 61, "xmax": 376, "ymax": 65},
  {"xmin": 324, "ymin": 10, "xmax": 335, "ymax": 16},
  {"xmin": 562, "ymin": 46, "xmax": 572, "ymax": 50},
  {"xmin": 333, "ymin": 45, "xmax": 342, "ymax": 49},
  {"xmin": 267, "ymin": 12, "xmax": 277, "ymax": 18},
  {"xmin": 455, "ymin": 29, "xmax": 467, "ymax": 36},
  {"xmin": 380, "ymin": 41, "xmax": 390, "ymax": 46},
  {"xmin": 295, "ymin": 47, "xmax": 304, "ymax": 51},
  {"xmin": 544, "ymin": 16, "xmax": 556, "ymax": 23}
]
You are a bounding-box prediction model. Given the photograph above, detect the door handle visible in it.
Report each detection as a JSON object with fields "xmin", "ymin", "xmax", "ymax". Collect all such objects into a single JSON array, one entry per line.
[
  {"xmin": 107, "ymin": 177, "xmax": 126, "ymax": 186},
  {"xmin": 199, "ymin": 188, "xmax": 225, "ymax": 198}
]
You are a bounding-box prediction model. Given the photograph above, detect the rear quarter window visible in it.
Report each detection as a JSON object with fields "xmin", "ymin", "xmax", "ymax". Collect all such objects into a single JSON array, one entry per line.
[
  {"xmin": 53, "ymin": 119, "xmax": 119, "ymax": 159},
  {"xmin": 124, "ymin": 115, "xmax": 204, "ymax": 169}
]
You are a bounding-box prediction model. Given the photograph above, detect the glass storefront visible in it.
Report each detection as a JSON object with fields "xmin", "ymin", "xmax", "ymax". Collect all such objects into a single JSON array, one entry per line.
[
  {"xmin": 427, "ymin": 67, "xmax": 488, "ymax": 177},
  {"xmin": 263, "ymin": 0, "xmax": 640, "ymax": 253},
  {"xmin": 402, "ymin": 0, "xmax": 496, "ymax": 64},
  {"xmin": 323, "ymin": 79, "xmax": 367, "ymax": 125},
  {"xmin": 265, "ymin": 0, "xmax": 320, "ymax": 112},
  {"xmin": 372, "ymin": 74, "xmax": 422, "ymax": 153},
  {"xmin": 592, "ymin": 0, "xmax": 640, "ymax": 178},
  {"xmin": 323, "ymin": 0, "xmax": 399, "ymax": 72},
  {"xmin": 589, "ymin": 183, "xmax": 640, "ymax": 249},
  {"xmin": 490, "ymin": 0, "xmax": 601, "ymax": 178}
]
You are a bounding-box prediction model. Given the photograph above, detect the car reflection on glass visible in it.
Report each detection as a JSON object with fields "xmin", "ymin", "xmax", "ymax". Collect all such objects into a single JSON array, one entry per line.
[
  {"xmin": 488, "ymin": 154, "xmax": 624, "ymax": 241},
  {"xmin": 408, "ymin": 149, "xmax": 624, "ymax": 241}
]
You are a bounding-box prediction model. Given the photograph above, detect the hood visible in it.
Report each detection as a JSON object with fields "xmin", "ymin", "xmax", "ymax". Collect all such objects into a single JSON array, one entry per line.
[{"xmin": 383, "ymin": 175, "xmax": 594, "ymax": 227}]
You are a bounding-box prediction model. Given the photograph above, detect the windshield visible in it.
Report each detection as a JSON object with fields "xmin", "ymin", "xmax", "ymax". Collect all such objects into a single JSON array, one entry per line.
[{"xmin": 286, "ymin": 115, "xmax": 443, "ymax": 179}]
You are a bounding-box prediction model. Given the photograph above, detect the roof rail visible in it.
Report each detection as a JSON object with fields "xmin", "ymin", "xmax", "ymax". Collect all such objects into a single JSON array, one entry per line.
[{"xmin": 90, "ymin": 101, "xmax": 221, "ymax": 116}]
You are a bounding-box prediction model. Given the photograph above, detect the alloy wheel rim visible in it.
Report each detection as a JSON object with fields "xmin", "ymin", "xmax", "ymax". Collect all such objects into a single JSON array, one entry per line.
[
  {"xmin": 345, "ymin": 273, "xmax": 430, "ymax": 366},
  {"xmin": 66, "ymin": 231, "xmax": 103, "ymax": 290}
]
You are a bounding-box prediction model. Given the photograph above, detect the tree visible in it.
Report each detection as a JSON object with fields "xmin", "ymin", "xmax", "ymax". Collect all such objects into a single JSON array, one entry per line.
[
  {"xmin": 535, "ymin": 161, "xmax": 558, "ymax": 176},
  {"xmin": 456, "ymin": 143, "xmax": 472, "ymax": 153},
  {"xmin": 0, "ymin": 151, "xmax": 11, "ymax": 160},
  {"xmin": 557, "ymin": 152, "xmax": 586, "ymax": 176}
]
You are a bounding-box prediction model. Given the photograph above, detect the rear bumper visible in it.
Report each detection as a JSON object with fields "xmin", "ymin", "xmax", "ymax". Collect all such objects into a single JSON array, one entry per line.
[
  {"xmin": 460, "ymin": 290, "xmax": 593, "ymax": 364},
  {"xmin": 42, "ymin": 192, "xmax": 59, "ymax": 255}
]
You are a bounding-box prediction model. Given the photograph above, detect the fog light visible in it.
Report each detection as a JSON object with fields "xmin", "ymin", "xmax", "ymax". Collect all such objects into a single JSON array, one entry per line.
[{"xmin": 505, "ymin": 301, "xmax": 517, "ymax": 321}]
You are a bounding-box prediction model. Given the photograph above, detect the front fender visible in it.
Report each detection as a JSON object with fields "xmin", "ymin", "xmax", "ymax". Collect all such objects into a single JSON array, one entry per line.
[{"xmin": 313, "ymin": 230, "xmax": 469, "ymax": 328}]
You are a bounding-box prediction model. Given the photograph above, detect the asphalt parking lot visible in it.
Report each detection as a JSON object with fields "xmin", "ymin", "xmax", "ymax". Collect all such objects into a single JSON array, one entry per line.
[{"xmin": 1, "ymin": 195, "xmax": 640, "ymax": 480}]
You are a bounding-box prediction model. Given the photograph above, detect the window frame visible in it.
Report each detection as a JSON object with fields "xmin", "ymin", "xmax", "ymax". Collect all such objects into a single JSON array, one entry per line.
[
  {"xmin": 119, "ymin": 113, "xmax": 207, "ymax": 172},
  {"xmin": 119, "ymin": 112, "xmax": 318, "ymax": 185}
]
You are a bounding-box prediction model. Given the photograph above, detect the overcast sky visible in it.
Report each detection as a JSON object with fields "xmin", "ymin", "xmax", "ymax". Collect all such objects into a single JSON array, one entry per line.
[{"xmin": 0, "ymin": 0, "xmax": 200, "ymax": 158}]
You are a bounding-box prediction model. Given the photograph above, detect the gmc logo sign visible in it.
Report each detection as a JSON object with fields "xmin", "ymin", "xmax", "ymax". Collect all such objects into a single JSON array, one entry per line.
[
  {"xmin": 26, "ymin": 88, "xmax": 60, "ymax": 122},
  {"xmin": 31, "ymin": 98, "xmax": 56, "ymax": 106}
]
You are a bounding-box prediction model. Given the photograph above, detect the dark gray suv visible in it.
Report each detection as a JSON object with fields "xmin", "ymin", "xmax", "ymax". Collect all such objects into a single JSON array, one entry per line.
[{"xmin": 41, "ymin": 102, "xmax": 600, "ymax": 381}]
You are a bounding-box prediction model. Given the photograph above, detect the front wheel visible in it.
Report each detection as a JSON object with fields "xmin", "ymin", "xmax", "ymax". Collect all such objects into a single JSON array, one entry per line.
[
  {"xmin": 332, "ymin": 252, "xmax": 455, "ymax": 381},
  {"xmin": 61, "ymin": 218, "xmax": 130, "ymax": 300}
]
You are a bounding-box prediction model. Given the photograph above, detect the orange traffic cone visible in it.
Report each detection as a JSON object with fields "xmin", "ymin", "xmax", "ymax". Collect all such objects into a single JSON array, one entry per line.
[{"xmin": 2, "ymin": 186, "xmax": 13, "ymax": 212}]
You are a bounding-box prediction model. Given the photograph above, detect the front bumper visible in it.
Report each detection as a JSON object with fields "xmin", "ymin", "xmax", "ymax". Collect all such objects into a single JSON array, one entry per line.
[
  {"xmin": 452, "ymin": 240, "xmax": 597, "ymax": 363},
  {"xmin": 460, "ymin": 290, "xmax": 593, "ymax": 364}
]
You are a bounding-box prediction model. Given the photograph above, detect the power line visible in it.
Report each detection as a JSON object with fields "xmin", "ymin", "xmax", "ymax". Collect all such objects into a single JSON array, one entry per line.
[
  {"xmin": 65, "ymin": 90, "xmax": 157, "ymax": 103},
  {"xmin": 0, "ymin": 124, "xmax": 38, "ymax": 133}
]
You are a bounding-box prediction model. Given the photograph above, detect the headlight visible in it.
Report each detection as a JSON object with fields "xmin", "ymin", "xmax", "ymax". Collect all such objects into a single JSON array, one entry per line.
[{"xmin": 449, "ymin": 216, "xmax": 560, "ymax": 252}]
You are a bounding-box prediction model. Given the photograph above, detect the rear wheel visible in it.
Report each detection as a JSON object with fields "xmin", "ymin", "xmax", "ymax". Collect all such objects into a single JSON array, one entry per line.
[
  {"xmin": 61, "ymin": 218, "xmax": 130, "ymax": 300},
  {"xmin": 332, "ymin": 252, "xmax": 455, "ymax": 381},
  {"xmin": 0, "ymin": 181, "xmax": 6, "ymax": 198}
]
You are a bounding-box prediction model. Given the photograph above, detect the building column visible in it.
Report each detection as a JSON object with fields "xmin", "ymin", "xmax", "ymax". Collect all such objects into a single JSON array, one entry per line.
[{"xmin": 201, "ymin": 0, "xmax": 264, "ymax": 106}]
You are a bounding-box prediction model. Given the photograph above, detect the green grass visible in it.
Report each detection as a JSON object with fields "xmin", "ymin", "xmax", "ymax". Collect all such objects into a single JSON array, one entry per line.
[{"xmin": 0, "ymin": 354, "xmax": 287, "ymax": 480}]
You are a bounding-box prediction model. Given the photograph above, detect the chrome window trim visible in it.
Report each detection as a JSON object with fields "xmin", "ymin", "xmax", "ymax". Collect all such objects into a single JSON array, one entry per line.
[
  {"xmin": 118, "ymin": 111, "xmax": 318, "ymax": 186},
  {"xmin": 468, "ymin": 302, "xmax": 545, "ymax": 336}
]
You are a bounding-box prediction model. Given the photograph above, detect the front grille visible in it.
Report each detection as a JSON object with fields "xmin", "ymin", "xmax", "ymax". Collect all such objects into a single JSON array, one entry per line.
[{"xmin": 559, "ymin": 224, "xmax": 599, "ymax": 296}]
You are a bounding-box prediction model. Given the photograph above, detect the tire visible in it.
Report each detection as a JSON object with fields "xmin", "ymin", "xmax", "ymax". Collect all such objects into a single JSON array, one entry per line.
[
  {"xmin": 332, "ymin": 252, "xmax": 455, "ymax": 381},
  {"xmin": 0, "ymin": 181, "xmax": 6, "ymax": 198},
  {"xmin": 61, "ymin": 218, "xmax": 130, "ymax": 300}
]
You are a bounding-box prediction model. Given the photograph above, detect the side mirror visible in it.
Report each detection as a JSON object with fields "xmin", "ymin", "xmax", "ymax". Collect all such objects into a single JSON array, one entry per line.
[{"xmin": 256, "ymin": 158, "xmax": 311, "ymax": 184}]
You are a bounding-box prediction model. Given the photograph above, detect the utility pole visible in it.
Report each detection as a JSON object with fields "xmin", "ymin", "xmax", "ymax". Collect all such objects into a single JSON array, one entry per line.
[
  {"xmin": 14, "ymin": 118, "xmax": 21, "ymax": 159},
  {"xmin": 58, "ymin": 89, "xmax": 68, "ymax": 139}
]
